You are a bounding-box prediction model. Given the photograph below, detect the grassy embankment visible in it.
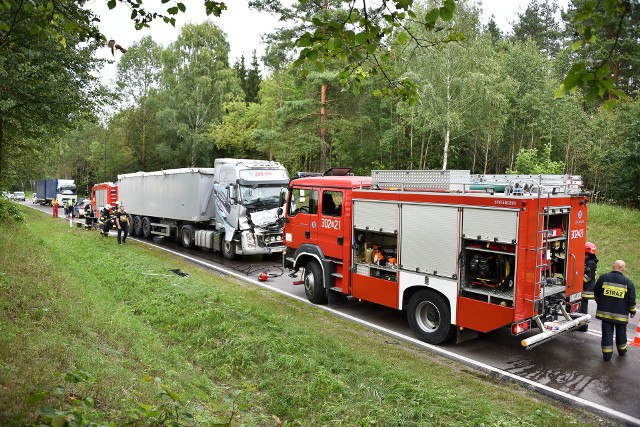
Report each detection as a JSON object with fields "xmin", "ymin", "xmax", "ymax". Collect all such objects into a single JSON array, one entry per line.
[
  {"xmin": 587, "ymin": 203, "xmax": 640, "ymax": 292},
  {"xmin": 0, "ymin": 205, "xmax": 618, "ymax": 426}
]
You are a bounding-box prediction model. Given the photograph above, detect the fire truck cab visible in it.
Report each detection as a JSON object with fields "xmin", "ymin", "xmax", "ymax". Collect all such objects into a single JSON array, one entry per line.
[{"xmin": 283, "ymin": 170, "xmax": 591, "ymax": 348}]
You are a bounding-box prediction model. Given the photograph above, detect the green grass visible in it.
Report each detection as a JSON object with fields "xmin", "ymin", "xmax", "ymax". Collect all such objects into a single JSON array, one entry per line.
[
  {"xmin": 587, "ymin": 203, "xmax": 640, "ymax": 292},
  {"xmin": 0, "ymin": 207, "xmax": 603, "ymax": 426}
]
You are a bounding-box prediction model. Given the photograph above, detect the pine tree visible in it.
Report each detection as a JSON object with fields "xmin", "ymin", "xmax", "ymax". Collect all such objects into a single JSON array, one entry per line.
[{"xmin": 245, "ymin": 51, "xmax": 262, "ymax": 103}]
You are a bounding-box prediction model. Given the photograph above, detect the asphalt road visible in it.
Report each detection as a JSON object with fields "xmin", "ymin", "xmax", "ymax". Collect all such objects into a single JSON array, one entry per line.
[{"xmin": 24, "ymin": 201, "xmax": 640, "ymax": 426}]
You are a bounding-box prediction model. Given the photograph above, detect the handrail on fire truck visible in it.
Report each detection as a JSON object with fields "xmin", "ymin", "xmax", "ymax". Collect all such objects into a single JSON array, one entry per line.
[{"xmin": 367, "ymin": 170, "xmax": 584, "ymax": 196}]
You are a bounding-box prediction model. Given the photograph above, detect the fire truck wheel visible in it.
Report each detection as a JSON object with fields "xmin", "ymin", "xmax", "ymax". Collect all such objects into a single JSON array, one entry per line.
[
  {"xmin": 407, "ymin": 290, "xmax": 455, "ymax": 344},
  {"xmin": 181, "ymin": 225, "xmax": 195, "ymax": 248},
  {"xmin": 304, "ymin": 261, "xmax": 328, "ymax": 304},
  {"xmin": 222, "ymin": 238, "xmax": 236, "ymax": 260},
  {"xmin": 133, "ymin": 216, "xmax": 142, "ymax": 236},
  {"xmin": 141, "ymin": 216, "xmax": 152, "ymax": 239}
]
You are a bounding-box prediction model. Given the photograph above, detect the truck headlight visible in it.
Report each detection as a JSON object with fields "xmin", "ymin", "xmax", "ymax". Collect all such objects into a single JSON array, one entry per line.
[{"xmin": 244, "ymin": 233, "xmax": 256, "ymax": 247}]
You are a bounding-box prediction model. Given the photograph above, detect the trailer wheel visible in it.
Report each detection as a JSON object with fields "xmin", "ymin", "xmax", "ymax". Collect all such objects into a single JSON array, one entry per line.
[
  {"xmin": 222, "ymin": 238, "xmax": 236, "ymax": 260},
  {"xmin": 407, "ymin": 290, "xmax": 455, "ymax": 344},
  {"xmin": 133, "ymin": 216, "xmax": 142, "ymax": 236},
  {"xmin": 304, "ymin": 261, "xmax": 328, "ymax": 304},
  {"xmin": 127, "ymin": 214, "xmax": 136, "ymax": 236},
  {"xmin": 181, "ymin": 225, "xmax": 195, "ymax": 248},
  {"xmin": 141, "ymin": 216, "xmax": 152, "ymax": 239}
]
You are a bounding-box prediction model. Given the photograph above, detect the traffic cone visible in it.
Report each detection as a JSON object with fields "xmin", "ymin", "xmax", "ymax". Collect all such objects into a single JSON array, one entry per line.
[{"xmin": 630, "ymin": 319, "xmax": 640, "ymax": 347}]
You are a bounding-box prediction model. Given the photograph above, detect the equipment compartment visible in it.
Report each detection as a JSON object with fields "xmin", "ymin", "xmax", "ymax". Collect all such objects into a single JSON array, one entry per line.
[
  {"xmin": 352, "ymin": 229, "xmax": 398, "ymax": 282},
  {"xmin": 460, "ymin": 241, "xmax": 516, "ymax": 307}
]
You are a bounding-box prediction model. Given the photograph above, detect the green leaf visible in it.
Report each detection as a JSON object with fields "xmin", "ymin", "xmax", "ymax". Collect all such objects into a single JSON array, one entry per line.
[
  {"xmin": 439, "ymin": 6, "xmax": 454, "ymax": 21},
  {"xmin": 396, "ymin": 31, "xmax": 408, "ymax": 45},
  {"xmin": 107, "ymin": 0, "xmax": 116, "ymax": 9},
  {"xmin": 167, "ymin": 6, "xmax": 179, "ymax": 14},
  {"xmin": 571, "ymin": 40, "xmax": 582, "ymax": 51},
  {"xmin": 603, "ymin": 99, "xmax": 617, "ymax": 111},
  {"xmin": 554, "ymin": 83, "xmax": 566, "ymax": 98},
  {"xmin": 26, "ymin": 392, "xmax": 48, "ymax": 405},
  {"xmin": 425, "ymin": 8, "xmax": 440, "ymax": 24},
  {"xmin": 178, "ymin": 2, "xmax": 186, "ymax": 12}
]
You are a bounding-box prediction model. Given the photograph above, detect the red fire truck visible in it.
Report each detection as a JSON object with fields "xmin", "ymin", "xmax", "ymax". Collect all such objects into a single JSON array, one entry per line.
[
  {"xmin": 91, "ymin": 182, "xmax": 118, "ymax": 212},
  {"xmin": 283, "ymin": 169, "xmax": 591, "ymax": 348}
]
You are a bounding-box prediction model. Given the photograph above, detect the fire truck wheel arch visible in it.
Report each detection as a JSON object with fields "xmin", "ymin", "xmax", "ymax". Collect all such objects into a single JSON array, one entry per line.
[
  {"xmin": 293, "ymin": 244, "xmax": 335, "ymax": 291},
  {"xmin": 407, "ymin": 289, "xmax": 456, "ymax": 344}
]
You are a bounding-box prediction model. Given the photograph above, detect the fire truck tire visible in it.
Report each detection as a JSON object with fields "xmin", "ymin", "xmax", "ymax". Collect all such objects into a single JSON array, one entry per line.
[
  {"xmin": 141, "ymin": 216, "xmax": 152, "ymax": 239},
  {"xmin": 407, "ymin": 290, "xmax": 455, "ymax": 344},
  {"xmin": 133, "ymin": 215, "xmax": 142, "ymax": 236},
  {"xmin": 222, "ymin": 237, "xmax": 236, "ymax": 260},
  {"xmin": 181, "ymin": 225, "xmax": 195, "ymax": 248},
  {"xmin": 127, "ymin": 214, "xmax": 136, "ymax": 236},
  {"xmin": 304, "ymin": 261, "xmax": 328, "ymax": 304}
]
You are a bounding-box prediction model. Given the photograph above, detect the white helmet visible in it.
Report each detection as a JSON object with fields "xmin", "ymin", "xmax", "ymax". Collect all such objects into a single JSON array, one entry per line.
[{"xmin": 105, "ymin": 204, "xmax": 112, "ymax": 209}]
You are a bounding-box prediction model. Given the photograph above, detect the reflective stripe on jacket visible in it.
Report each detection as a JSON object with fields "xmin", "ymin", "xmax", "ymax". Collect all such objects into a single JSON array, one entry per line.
[{"xmin": 594, "ymin": 271, "xmax": 637, "ymax": 324}]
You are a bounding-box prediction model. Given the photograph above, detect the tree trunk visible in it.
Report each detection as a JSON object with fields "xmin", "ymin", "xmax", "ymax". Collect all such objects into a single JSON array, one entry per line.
[
  {"xmin": 442, "ymin": 53, "xmax": 452, "ymax": 170},
  {"xmin": 319, "ymin": 82, "xmax": 328, "ymax": 172}
]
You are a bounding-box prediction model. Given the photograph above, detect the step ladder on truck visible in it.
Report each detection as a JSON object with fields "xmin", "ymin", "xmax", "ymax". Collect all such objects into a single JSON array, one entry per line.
[{"xmin": 282, "ymin": 169, "xmax": 591, "ymax": 348}]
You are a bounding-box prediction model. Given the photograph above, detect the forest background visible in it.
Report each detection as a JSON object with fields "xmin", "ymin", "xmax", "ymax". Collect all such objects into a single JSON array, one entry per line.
[{"xmin": 1, "ymin": 0, "xmax": 639, "ymax": 208}]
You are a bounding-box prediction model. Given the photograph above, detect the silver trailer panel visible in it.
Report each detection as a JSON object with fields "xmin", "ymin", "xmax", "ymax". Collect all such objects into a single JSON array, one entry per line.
[{"xmin": 118, "ymin": 168, "xmax": 216, "ymax": 222}]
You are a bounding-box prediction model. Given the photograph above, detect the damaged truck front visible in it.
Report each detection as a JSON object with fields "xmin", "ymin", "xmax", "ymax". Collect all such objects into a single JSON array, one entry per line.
[{"xmin": 118, "ymin": 159, "xmax": 289, "ymax": 259}]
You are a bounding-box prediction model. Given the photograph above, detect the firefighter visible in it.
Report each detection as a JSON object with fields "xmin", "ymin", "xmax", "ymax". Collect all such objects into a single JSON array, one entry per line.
[
  {"xmin": 84, "ymin": 202, "xmax": 94, "ymax": 230},
  {"xmin": 115, "ymin": 204, "xmax": 130, "ymax": 245},
  {"xmin": 578, "ymin": 242, "xmax": 598, "ymax": 332},
  {"xmin": 99, "ymin": 204, "xmax": 113, "ymax": 237},
  {"xmin": 594, "ymin": 260, "xmax": 637, "ymax": 361}
]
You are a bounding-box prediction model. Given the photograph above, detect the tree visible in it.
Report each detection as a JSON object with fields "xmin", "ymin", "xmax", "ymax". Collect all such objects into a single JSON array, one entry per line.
[
  {"xmin": 507, "ymin": 143, "xmax": 564, "ymax": 174},
  {"xmin": 557, "ymin": 0, "xmax": 639, "ymax": 105},
  {"xmin": 245, "ymin": 51, "xmax": 262, "ymax": 104},
  {"xmin": 156, "ymin": 22, "xmax": 242, "ymax": 167},
  {"xmin": 512, "ymin": 0, "xmax": 563, "ymax": 57},
  {"xmin": 116, "ymin": 36, "xmax": 162, "ymax": 170},
  {"xmin": 0, "ymin": 0, "xmax": 105, "ymax": 185}
]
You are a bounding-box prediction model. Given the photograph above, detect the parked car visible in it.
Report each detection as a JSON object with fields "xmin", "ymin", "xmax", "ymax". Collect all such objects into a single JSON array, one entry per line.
[
  {"xmin": 14, "ymin": 191, "xmax": 25, "ymax": 201},
  {"xmin": 74, "ymin": 199, "xmax": 91, "ymax": 218},
  {"xmin": 7, "ymin": 192, "xmax": 14, "ymax": 200},
  {"xmin": 1, "ymin": 191, "xmax": 9, "ymax": 199}
]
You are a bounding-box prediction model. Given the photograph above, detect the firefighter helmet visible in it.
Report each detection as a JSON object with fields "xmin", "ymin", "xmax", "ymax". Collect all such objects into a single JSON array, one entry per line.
[
  {"xmin": 585, "ymin": 242, "xmax": 596, "ymax": 255},
  {"xmin": 105, "ymin": 204, "xmax": 112, "ymax": 209}
]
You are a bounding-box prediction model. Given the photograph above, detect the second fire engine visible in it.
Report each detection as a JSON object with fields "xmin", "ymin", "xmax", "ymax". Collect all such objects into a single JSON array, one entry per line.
[{"xmin": 283, "ymin": 169, "xmax": 591, "ymax": 348}]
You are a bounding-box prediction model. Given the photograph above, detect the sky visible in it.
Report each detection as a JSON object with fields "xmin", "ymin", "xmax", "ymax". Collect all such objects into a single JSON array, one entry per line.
[{"xmin": 90, "ymin": 0, "xmax": 565, "ymax": 86}]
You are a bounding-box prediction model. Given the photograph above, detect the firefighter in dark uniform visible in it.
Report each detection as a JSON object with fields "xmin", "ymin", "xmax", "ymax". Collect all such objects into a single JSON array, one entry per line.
[
  {"xmin": 99, "ymin": 204, "xmax": 113, "ymax": 237},
  {"xmin": 115, "ymin": 204, "xmax": 130, "ymax": 245},
  {"xmin": 578, "ymin": 242, "xmax": 598, "ymax": 332},
  {"xmin": 594, "ymin": 260, "xmax": 637, "ymax": 361}
]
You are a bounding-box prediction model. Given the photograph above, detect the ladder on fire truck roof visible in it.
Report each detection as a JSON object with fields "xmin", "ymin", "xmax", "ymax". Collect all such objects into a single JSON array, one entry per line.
[{"xmin": 369, "ymin": 170, "xmax": 583, "ymax": 195}]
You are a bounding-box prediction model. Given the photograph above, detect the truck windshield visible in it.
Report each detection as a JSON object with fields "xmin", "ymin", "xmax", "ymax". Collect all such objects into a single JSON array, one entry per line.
[
  {"xmin": 59, "ymin": 186, "xmax": 76, "ymax": 195},
  {"xmin": 240, "ymin": 185, "xmax": 283, "ymax": 208}
]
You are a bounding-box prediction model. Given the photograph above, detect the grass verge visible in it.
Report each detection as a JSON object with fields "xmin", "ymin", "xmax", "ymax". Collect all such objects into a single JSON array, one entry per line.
[{"xmin": 0, "ymin": 207, "xmax": 603, "ymax": 426}]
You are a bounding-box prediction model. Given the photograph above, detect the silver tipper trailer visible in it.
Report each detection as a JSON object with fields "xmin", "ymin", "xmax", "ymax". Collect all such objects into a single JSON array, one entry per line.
[{"xmin": 118, "ymin": 162, "xmax": 289, "ymax": 259}]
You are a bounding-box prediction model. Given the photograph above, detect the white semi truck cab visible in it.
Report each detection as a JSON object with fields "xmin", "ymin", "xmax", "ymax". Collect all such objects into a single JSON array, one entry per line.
[{"xmin": 118, "ymin": 159, "xmax": 289, "ymax": 259}]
